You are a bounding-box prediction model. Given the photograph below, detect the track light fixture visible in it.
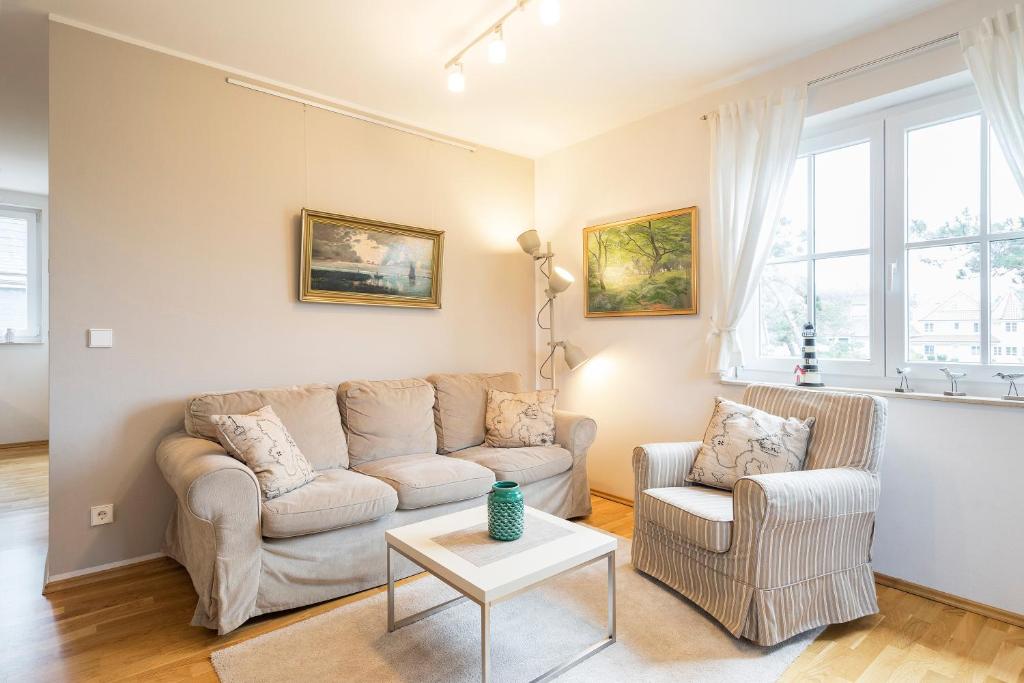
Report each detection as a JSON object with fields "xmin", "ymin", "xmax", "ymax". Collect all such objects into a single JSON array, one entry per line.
[
  {"xmin": 444, "ymin": 0, "xmax": 562, "ymax": 92},
  {"xmin": 488, "ymin": 26, "xmax": 507, "ymax": 64},
  {"xmin": 447, "ymin": 63, "xmax": 465, "ymax": 93},
  {"xmin": 517, "ymin": 229, "xmax": 590, "ymax": 388}
]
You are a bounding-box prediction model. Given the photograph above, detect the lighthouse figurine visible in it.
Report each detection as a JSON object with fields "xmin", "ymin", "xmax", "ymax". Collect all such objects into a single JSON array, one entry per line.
[{"xmin": 794, "ymin": 322, "xmax": 825, "ymax": 387}]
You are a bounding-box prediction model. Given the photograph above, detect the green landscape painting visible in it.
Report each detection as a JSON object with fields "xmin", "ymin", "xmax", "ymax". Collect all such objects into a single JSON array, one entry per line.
[{"xmin": 584, "ymin": 207, "xmax": 698, "ymax": 317}]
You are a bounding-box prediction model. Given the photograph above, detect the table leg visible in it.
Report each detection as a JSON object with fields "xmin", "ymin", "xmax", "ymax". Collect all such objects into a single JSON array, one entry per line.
[
  {"xmin": 608, "ymin": 549, "xmax": 616, "ymax": 641},
  {"xmin": 386, "ymin": 544, "xmax": 395, "ymax": 633},
  {"xmin": 481, "ymin": 602, "xmax": 490, "ymax": 683}
]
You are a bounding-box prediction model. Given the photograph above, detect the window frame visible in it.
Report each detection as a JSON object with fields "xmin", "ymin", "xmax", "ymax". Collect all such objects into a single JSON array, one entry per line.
[
  {"xmin": 0, "ymin": 205, "xmax": 44, "ymax": 343},
  {"xmin": 884, "ymin": 92, "xmax": 1024, "ymax": 379},
  {"xmin": 741, "ymin": 120, "xmax": 885, "ymax": 377}
]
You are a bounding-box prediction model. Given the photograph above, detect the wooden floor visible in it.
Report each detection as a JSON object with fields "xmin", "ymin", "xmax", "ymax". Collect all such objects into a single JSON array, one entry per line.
[{"xmin": 2, "ymin": 447, "xmax": 1022, "ymax": 682}]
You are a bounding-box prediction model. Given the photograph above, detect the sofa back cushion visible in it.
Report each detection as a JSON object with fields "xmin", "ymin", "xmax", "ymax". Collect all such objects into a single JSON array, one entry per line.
[
  {"xmin": 185, "ymin": 384, "xmax": 348, "ymax": 470},
  {"xmin": 337, "ymin": 378, "xmax": 437, "ymax": 465},
  {"xmin": 426, "ymin": 372, "xmax": 522, "ymax": 453}
]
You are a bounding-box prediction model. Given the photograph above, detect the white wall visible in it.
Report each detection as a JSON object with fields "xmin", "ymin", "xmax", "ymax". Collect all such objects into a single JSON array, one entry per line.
[
  {"xmin": 48, "ymin": 23, "xmax": 536, "ymax": 576},
  {"xmin": 537, "ymin": 0, "xmax": 1024, "ymax": 614},
  {"xmin": 0, "ymin": 189, "xmax": 48, "ymax": 444}
]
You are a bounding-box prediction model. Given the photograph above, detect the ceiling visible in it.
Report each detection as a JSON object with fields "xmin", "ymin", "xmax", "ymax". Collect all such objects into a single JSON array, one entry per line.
[{"xmin": 3, "ymin": 0, "xmax": 953, "ymax": 193}]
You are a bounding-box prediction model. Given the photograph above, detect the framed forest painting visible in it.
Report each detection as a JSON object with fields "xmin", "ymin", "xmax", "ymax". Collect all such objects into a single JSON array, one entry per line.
[
  {"xmin": 300, "ymin": 209, "xmax": 443, "ymax": 309},
  {"xmin": 583, "ymin": 207, "xmax": 698, "ymax": 317}
]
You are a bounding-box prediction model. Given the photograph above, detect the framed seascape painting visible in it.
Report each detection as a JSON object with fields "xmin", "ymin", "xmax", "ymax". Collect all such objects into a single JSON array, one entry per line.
[
  {"xmin": 583, "ymin": 207, "xmax": 698, "ymax": 317},
  {"xmin": 300, "ymin": 209, "xmax": 444, "ymax": 309}
]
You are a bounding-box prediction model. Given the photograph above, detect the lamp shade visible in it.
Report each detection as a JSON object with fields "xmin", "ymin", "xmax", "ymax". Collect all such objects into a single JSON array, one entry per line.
[
  {"xmin": 517, "ymin": 229, "xmax": 541, "ymax": 256},
  {"xmin": 561, "ymin": 341, "xmax": 590, "ymax": 371},
  {"xmin": 549, "ymin": 266, "xmax": 574, "ymax": 293}
]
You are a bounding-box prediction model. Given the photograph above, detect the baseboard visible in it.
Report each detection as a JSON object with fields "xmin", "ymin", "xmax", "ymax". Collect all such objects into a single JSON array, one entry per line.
[
  {"xmin": 591, "ymin": 488, "xmax": 634, "ymax": 507},
  {"xmin": 0, "ymin": 439, "xmax": 48, "ymax": 456},
  {"xmin": 43, "ymin": 552, "xmax": 168, "ymax": 593},
  {"xmin": 874, "ymin": 572, "xmax": 1024, "ymax": 629}
]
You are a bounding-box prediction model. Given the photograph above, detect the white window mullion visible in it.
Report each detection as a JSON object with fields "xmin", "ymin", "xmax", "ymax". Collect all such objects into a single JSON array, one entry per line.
[{"xmin": 980, "ymin": 115, "xmax": 992, "ymax": 365}]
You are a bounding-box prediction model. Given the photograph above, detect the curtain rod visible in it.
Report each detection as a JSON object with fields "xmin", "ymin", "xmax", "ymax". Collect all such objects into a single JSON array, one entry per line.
[
  {"xmin": 700, "ymin": 31, "xmax": 961, "ymax": 120},
  {"xmin": 226, "ymin": 78, "xmax": 477, "ymax": 152}
]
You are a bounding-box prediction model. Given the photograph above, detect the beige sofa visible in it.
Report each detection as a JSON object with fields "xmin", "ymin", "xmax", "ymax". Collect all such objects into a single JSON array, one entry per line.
[{"xmin": 156, "ymin": 372, "xmax": 596, "ymax": 634}]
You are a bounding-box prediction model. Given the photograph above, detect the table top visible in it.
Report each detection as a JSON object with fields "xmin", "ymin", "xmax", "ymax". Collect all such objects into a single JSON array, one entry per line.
[{"xmin": 385, "ymin": 505, "xmax": 616, "ymax": 604}]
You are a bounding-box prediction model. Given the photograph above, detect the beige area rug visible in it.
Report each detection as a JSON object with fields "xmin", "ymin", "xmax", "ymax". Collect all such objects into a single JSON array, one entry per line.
[{"xmin": 212, "ymin": 538, "xmax": 820, "ymax": 682}]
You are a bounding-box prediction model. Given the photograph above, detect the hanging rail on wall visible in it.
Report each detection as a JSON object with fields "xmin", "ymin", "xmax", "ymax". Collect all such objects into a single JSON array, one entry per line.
[
  {"xmin": 225, "ymin": 78, "xmax": 478, "ymax": 152},
  {"xmin": 699, "ymin": 31, "xmax": 961, "ymax": 120}
]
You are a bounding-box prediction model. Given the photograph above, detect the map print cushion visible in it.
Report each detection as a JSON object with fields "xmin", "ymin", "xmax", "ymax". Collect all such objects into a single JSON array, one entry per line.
[
  {"xmin": 210, "ymin": 405, "xmax": 317, "ymax": 499},
  {"xmin": 686, "ymin": 397, "xmax": 814, "ymax": 491},
  {"xmin": 484, "ymin": 389, "xmax": 557, "ymax": 448}
]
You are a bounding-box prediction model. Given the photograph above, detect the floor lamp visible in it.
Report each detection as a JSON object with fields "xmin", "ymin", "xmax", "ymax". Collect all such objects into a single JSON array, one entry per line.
[{"xmin": 518, "ymin": 229, "xmax": 590, "ymax": 390}]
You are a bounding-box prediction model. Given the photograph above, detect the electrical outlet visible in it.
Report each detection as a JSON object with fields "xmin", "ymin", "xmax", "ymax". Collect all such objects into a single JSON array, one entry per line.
[{"xmin": 90, "ymin": 504, "xmax": 114, "ymax": 526}]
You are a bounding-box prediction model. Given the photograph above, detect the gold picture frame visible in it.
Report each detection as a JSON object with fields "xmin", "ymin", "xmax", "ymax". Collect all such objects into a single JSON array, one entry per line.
[
  {"xmin": 300, "ymin": 209, "xmax": 444, "ymax": 308},
  {"xmin": 583, "ymin": 206, "xmax": 698, "ymax": 317}
]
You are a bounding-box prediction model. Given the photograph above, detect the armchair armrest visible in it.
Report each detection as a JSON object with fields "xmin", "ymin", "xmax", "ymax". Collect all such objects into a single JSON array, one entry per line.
[
  {"xmin": 632, "ymin": 441, "xmax": 701, "ymax": 501},
  {"xmin": 554, "ymin": 409, "xmax": 597, "ymax": 461},
  {"xmin": 731, "ymin": 467, "xmax": 881, "ymax": 587},
  {"xmin": 734, "ymin": 467, "xmax": 880, "ymax": 526}
]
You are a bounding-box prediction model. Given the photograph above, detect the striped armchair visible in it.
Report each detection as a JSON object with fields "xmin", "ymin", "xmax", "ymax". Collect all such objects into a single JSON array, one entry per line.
[{"xmin": 632, "ymin": 384, "xmax": 887, "ymax": 646}]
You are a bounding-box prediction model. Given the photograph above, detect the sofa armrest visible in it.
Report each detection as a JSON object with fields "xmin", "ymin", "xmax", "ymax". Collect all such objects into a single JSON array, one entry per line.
[
  {"xmin": 156, "ymin": 431, "xmax": 260, "ymax": 523},
  {"xmin": 156, "ymin": 431, "xmax": 262, "ymax": 634},
  {"xmin": 632, "ymin": 442, "xmax": 701, "ymax": 501},
  {"xmin": 554, "ymin": 410, "xmax": 597, "ymax": 461}
]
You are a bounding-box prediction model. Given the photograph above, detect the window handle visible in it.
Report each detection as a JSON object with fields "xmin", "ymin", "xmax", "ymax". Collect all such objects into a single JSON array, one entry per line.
[{"xmin": 888, "ymin": 263, "xmax": 898, "ymax": 292}]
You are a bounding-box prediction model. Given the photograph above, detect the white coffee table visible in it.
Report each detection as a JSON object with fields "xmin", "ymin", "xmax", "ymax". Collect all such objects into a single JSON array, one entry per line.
[{"xmin": 385, "ymin": 505, "xmax": 617, "ymax": 682}]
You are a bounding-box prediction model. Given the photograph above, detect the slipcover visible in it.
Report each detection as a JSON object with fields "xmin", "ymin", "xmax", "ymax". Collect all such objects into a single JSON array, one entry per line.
[
  {"xmin": 632, "ymin": 384, "xmax": 886, "ymax": 646},
  {"xmin": 158, "ymin": 401, "xmax": 596, "ymax": 634}
]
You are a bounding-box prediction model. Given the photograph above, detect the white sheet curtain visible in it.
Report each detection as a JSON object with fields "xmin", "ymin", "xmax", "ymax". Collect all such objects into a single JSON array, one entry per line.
[
  {"xmin": 962, "ymin": 5, "xmax": 1024, "ymax": 195},
  {"xmin": 706, "ymin": 87, "xmax": 807, "ymax": 373}
]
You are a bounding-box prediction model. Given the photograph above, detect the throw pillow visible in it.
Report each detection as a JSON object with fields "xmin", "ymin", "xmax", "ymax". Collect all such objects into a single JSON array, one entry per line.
[
  {"xmin": 210, "ymin": 405, "xmax": 316, "ymax": 499},
  {"xmin": 484, "ymin": 388, "xmax": 557, "ymax": 448},
  {"xmin": 686, "ymin": 397, "xmax": 814, "ymax": 490}
]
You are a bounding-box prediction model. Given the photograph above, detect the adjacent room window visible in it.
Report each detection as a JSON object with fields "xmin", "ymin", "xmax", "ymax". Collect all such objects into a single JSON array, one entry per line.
[
  {"xmin": 748, "ymin": 89, "xmax": 1024, "ymax": 380},
  {"xmin": 0, "ymin": 207, "xmax": 43, "ymax": 342}
]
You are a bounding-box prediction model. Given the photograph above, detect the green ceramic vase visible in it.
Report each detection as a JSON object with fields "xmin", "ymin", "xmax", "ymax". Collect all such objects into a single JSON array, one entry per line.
[{"xmin": 487, "ymin": 481, "xmax": 524, "ymax": 541}]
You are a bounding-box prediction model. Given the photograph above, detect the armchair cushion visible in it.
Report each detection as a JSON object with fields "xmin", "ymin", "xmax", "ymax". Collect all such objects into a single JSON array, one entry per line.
[
  {"xmin": 261, "ymin": 468, "xmax": 398, "ymax": 538},
  {"xmin": 452, "ymin": 444, "xmax": 572, "ymax": 485},
  {"xmin": 639, "ymin": 486, "xmax": 734, "ymax": 553}
]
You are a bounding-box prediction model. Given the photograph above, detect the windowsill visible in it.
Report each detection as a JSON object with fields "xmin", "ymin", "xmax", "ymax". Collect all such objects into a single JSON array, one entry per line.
[
  {"xmin": 0, "ymin": 339, "xmax": 45, "ymax": 346},
  {"xmin": 720, "ymin": 376, "xmax": 1024, "ymax": 409}
]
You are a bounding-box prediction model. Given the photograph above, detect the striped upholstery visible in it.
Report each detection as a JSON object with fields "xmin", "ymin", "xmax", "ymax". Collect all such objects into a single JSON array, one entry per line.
[
  {"xmin": 640, "ymin": 486, "xmax": 734, "ymax": 553},
  {"xmin": 632, "ymin": 384, "xmax": 887, "ymax": 646}
]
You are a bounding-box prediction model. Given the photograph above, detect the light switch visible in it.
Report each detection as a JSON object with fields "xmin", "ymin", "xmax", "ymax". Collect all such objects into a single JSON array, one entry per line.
[{"xmin": 88, "ymin": 329, "xmax": 113, "ymax": 348}]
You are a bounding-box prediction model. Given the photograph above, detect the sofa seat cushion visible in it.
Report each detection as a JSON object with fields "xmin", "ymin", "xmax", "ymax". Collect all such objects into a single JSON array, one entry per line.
[
  {"xmin": 261, "ymin": 468, "xmax": 398, "ymax": 538},
  {"xmin": 452, "ymin": 444, "xmax": 572, "ymax": 485},
  {"xmin": 639, "ymin": 486, "xmax": 734, "ymax": 553},
  {"xmin": 354, "ymin": 453, "xmax": 494, "ymax": 510},
  {"xmin": 185, "ymin": 384, "xmax": 348, "ymax": 470},
  {"xmin": 426, "ymin": 372, "xmax": 522, "ymax": 453}
]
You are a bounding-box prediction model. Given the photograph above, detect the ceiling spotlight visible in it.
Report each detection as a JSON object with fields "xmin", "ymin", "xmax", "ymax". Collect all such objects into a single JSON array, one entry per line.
[
  {"xmin": 488, "ymin": 26, "xmax": 507, "ymax": 64},
  {"xmin": 447, "ymin": 63, "xmax": 465, "ymax": 92},
  {"xmin": 539, "ymin": 0, "xmax": 560, "ymax": 26}
]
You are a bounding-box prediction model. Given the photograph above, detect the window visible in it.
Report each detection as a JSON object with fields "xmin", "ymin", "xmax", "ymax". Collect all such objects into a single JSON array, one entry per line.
[
  {"xmin": 0, "ymin": 207, "xmax": 42, "ymax": 341},
  {"xmin": 756, "ymin": 122, "xmax": 882, "ymax": 374},
  {"xmin": 748, "ymin": 89, "xmax": 1024, "ymax": 382}
]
